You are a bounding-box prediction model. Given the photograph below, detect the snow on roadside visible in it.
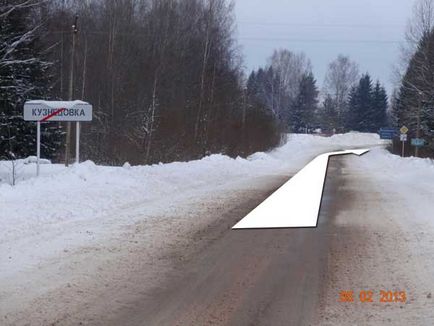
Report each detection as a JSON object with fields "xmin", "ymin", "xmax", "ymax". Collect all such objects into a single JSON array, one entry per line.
[
  {"xmin": 354, "ymin": 147, "xmax": 434, "ymax": 230},
  {"xmin": 348, "ymin": 147, "xmax": 434, "ymax": 322},
  {"xmin": 318, "ymin": 147, "xmax": 434, "ymax": 326},
  {"xmin": 0, "ymin": 133, "xmax": 386, "ymax": 239}
]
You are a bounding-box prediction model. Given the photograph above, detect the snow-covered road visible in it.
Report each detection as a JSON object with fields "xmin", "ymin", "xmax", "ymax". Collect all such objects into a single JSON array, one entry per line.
[
  {"xmin": 317, "ymin": 150, "xmax": 434, "ymax": 325},
  {"xmin": 2, "ymin": 133, "xmax": 434, "ymax": 325}
]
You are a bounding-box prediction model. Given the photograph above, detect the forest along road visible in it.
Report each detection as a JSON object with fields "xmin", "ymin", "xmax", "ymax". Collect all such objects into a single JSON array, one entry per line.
[{"xmin": 107, "ymin": 157, "xmax": 345, "ymax": 326}]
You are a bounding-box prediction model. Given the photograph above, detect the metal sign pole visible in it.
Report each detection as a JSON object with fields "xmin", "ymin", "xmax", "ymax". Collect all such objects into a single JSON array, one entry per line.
[
  {"xmin": 37, "ymin": 121, "xmax": 41, "ymax": 176},
  {"xmin": 76, "ymin": 121, "xmax": 80, "ymax": 164},
  {"xmin": 401, "ymin": 140, "xmax": 405, "ymax": 158},
  {"xmin": 400, "ymin": 126, "xmax": 408, "ymax": 158}
]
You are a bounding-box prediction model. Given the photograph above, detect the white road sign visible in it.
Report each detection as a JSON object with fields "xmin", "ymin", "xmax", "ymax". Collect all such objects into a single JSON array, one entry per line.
[
  {"xmin": 400, "ymin": 134, "xmax": 408, "ymax": 142},
  {"xmin": 24, "ymin": 100, "xmax": 93, "ymax": 122}
]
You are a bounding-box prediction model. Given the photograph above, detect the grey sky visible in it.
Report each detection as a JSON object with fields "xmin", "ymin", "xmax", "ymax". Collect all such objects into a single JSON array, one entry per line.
[{"xmin": 234, "ymin": 0, "xmax": 415, "ymax": 93}]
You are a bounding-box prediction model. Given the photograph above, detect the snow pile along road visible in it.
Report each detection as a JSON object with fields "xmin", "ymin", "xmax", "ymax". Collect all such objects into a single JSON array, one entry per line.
[
  {"xmin": 354, "ymin": 147, "xmax": 434, "ymax": 230},
  {"xmin": 0, "ymin": 132, "xmax": 385, "ymax": 238}
]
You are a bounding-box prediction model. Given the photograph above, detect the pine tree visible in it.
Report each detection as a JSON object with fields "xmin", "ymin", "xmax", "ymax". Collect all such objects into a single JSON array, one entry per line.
[
  {"xmin": 398, "ymin": 30, "xmax": 434, "ymax": 144},
  {"xmin": 0, "ymin": 1, "xmax": 62, "ymax": 160},
  {"xmin": 347, "ymin": 74, "xmax": 374, "ymax": 132},
  {"xmin": 321, "ymin": 95, "xmax": 338, "ymax": 132},
  {"xmin": 390, "ymin": 89, "xmax": 403, "ymax": 128},
  {"xmin": 246, "ymin": 71, "xmax": 257, "ymax": 99},
  {"xmin": 291, "ymin": 73, "xmax": 319, "ymax": 132},
  {"xmin": 347, "ymin": 86, "xmax": 358, "ymax": 130},
  {"xmin": 372, "ymin": 81, "xmax": 388, "ymax": 130}
]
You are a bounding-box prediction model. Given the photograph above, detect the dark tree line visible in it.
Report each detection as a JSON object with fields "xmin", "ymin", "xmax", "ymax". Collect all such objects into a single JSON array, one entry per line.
[
  {"xmin": 388, "ymin": 0, "xmax": 434, "ymax": 157},
  {"xmin": 0, "ymin": 0, "xmax": 62, "ymax": 160},
  {"xmin": 45, "ymin": 0, "xmax": 281, "ymax": 164},
  {"xmin": 347, "ymin": 74, "xmax": 388, "ymax": 133},
  {"xmin": 392, "ymin": 29, "xmax": 434, "ymax": 155},
  {"xmin": 1, "ymin": 0, "xmax": 281, "ymax": 165},
  {"xmin": 246, "ymin": 50, "xmax": 319, "ymax": 133}
]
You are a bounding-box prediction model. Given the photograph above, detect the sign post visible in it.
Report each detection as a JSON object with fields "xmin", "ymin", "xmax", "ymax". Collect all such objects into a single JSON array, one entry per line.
[
  {"xmin": 24, "ymin": 100, "xmax": 92, "ymax": 176},
  {"xmin": 400, "ymin": 126, "xmax": 409, "ymax": 158},
  {"xmin": 36, "ymin": 121, "xmax": 41, "ymax": 176},
  {"xmin": 76, "ymin": 121, "xmax": 80, "ymax": 164}
]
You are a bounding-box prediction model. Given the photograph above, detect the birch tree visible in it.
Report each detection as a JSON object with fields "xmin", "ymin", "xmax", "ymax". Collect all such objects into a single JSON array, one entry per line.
[{"xmin": 323, "ymin": 55, "xmax": 359, "ymax": 130}]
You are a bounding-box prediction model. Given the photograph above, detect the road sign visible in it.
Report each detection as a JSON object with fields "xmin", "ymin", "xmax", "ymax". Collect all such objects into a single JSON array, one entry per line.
[
  {"xmin": 379, "ymin": 128, "xmax": 397, "ymax": 140},
  {"xmin": 24, "ymin": 100, "xmax": 92, "ymax": 122},
  {"xmin": 400, "ymin": 126, "xmax": 409, "ymax": 134},
  {"xmin": 24, "ymin": 100, "xmax": 93, "ymax": 177},
  {"xmin": 400, "ymin": 134, "xmax": 408, "ymax": 142},
  {"xmin": 411, "ymin": 138, "xmax": 425, "ymax": 147}
]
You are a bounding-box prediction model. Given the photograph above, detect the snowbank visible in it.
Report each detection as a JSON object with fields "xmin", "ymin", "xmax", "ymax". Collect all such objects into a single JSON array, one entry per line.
[
  {"xmin": 0, "ymin": 133, "xmax": 387, "ymax": 238},
  {"xmin": 355, "ymin": 147, "xmax": 434, "ymax": 229},
  {"xmin": 356, "ymin": 147, "xmax": 434, "ymax": 197}
]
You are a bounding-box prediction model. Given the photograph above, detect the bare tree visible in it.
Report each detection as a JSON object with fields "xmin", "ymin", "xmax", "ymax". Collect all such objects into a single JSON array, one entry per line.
[
  {"xmin": 267, "ymin": 49, "xmax": 311, "ymax": 123},
  {"xmin": 393, "ymin": 0, "xmax": 434, "ymax": 85},
  {"xmin": 40, "ymin": 0, "xmax": 280, "ymax": 165},
  {"xmin": 269, "ymin": 49, "xmax": 312, "ymax": 100},
  {"xmin": 323, "ymin": 55, "xmax": 359, "ymax": 128},
  {"xmin": 406, "ymin": 0, "xmax": 434, "ymax": 47}
]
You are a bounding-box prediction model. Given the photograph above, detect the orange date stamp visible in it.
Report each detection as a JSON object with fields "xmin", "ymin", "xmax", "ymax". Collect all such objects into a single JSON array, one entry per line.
[{"xmin": 339, "ymin": 290, "xmax": 407, "ymax": 303}]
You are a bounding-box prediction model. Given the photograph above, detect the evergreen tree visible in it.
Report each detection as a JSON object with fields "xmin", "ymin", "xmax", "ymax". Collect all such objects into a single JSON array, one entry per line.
[
  {"xmin": 347, "ymin": 75, "xmax": 389, "ymax": 132},
  {"xmin": 247, "ymin": 67, "xmax": 283, "ymax": 119},
  {"xmin": 372, "ymin": 81, "xmax": 388, "ymax": 130},
  {"xmin": 347, "ymin": 74, "xmax": 374, "ymax": 132},
  {"xmin": 321, "ymin": 95, "xmax": 339, "ymax": 132},
  {"xmin": 291, "ymin": 73, "xmax": 319, "ymax": 132},
  {"xmin": 398, "ymin": 30, "xmax": 434, "ymax": 143},
  {"xmin": 390, "ymin": 89, "xmax": 402, "ymax": 128},
  {"xmin": 0, "ymin": 1, "xmax": 62, "ymax": 160},
  {"xmin": 347, "ymin": 85, "xmax": 359, "ymax": 130},
  {"xmin": 246, "ymin": 71, "xmax": 257, "ymax": 99}
]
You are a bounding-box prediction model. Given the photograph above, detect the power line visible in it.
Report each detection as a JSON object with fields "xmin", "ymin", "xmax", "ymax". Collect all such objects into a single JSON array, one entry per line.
[
  {"xmin": 238, "ymin": 21, "xmax": 406, "ymax": 29},
  {"xmin": 238, "ymin": 36, "xmax": 402, "ymax": 44},
  {"xmin": 47, "ymin": 30, "xmax": 403, "ymax": 45}
]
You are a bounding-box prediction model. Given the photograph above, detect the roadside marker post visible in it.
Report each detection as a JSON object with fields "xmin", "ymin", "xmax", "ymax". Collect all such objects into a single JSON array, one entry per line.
[
  {"xmin": 76, "ymin": 121, "xmax": 80, "ymax": 164},
  {"xmin": 36, "ymin": 121, "xmax": 41, "ymax": 176},
  {"xmin": 400, "ymin": 134, "xmax": 407, "ymax": 157},
  {"xmin": 24, "ymin": 100, "xmax": 93, "ymax": 176}
]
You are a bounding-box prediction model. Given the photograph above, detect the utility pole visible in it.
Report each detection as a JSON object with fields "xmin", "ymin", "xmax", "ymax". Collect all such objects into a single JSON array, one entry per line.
[{"xmin": 65, "ymin": 15, "xmax": 78, "ymax": 167}]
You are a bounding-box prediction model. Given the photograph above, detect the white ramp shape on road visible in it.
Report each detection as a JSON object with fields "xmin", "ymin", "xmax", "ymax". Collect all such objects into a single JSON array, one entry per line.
[{"xmin": 233, "ymin": 149, "xmax": 369, "ymax": 229}]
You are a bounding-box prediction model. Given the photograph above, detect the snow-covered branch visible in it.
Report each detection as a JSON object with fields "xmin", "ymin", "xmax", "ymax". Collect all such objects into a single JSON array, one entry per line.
[{"xmin": 0, "ymin": 0, "xmax": 46, "ymax": 19}]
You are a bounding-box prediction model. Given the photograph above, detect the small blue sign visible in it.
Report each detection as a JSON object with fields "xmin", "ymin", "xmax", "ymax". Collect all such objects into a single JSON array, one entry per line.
[
  {"xmin": 411, "ymin": 138, "xmax": 426, "ymax": 147},
  {"xmin": 378, "ymin": 128, "xmax": 397, "ymax": 140}
]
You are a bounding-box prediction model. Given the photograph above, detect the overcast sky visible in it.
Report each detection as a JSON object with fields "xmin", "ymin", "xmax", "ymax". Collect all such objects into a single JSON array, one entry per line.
[{"xmin": 234, "ymin": 0, "xmax": 415, "ymax": 93}]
